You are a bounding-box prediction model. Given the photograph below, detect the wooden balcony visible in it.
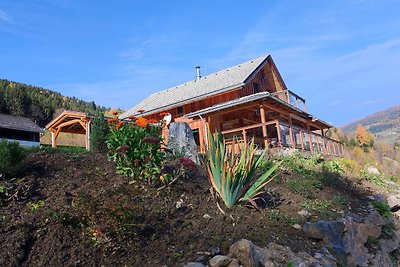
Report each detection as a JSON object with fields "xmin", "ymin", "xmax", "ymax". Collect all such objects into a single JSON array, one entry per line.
[
  {"xmin": 271, "ymin": 90, "xmax": 307, "ymax": 112},
  {"xmin": 220, "ymin": 120, "xmax": 344, "ymax": 157}
]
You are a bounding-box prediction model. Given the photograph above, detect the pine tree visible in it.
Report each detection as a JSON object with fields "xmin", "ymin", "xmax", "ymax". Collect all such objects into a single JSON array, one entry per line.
[
  {"xmin": 90, "ymin": 112, "xmax": 110, "ymax": 153},
  {"xmin": 356, "ymin": 124, "xmax": 374, "ymax": 152}
]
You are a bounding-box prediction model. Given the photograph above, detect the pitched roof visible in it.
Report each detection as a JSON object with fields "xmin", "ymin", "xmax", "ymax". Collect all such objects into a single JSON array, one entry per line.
[
  {"xmin": 120, "ymin": 55, "xmax": 269, "ymax": 119},
  {"xmin": 0, "ymin": 114, "xmax": 42, "ymax": 133}
]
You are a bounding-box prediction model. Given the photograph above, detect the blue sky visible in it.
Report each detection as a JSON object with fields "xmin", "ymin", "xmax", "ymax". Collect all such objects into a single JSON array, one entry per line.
[{"xmin": 0, "ymin": 0, "xmax": 399, "ymax": 126}]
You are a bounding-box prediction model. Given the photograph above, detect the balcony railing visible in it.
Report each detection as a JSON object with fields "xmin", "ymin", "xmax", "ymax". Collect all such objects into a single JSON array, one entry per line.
[
  {"xmin": 271, "ymin": 90, "xmax": 307, "ymax": 112},
  {"xmin": 220, "ymin": 120, "xmax": 343, "ymax": 157}
]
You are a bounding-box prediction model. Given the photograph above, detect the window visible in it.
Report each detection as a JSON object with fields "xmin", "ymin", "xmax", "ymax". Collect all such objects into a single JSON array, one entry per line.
[
  {"xmin": 253, "ymin": 82, "xmax": 260, "ymax": 93},
  {"xmin": 176, "ymin": 106, "xmax": 184, "ymax": 115}
]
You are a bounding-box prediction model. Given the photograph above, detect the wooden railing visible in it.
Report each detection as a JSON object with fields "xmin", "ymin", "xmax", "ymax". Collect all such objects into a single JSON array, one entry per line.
[
  {"xmin": 220, "ymin": 120, "xmax": 343, "ymax": 157},
  {"xmin": 271, "ymin": 90, "xmax": 307, "ymax": 112}
]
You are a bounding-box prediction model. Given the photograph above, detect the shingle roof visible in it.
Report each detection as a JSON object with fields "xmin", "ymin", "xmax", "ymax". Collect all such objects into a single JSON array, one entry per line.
[
  {"xmin": 120, "ymin": 55, "xmax": 269, "ymax": 119},
  {"xmin": 0, "ymin": 114, "xmax": 42, "ymax": 133}
]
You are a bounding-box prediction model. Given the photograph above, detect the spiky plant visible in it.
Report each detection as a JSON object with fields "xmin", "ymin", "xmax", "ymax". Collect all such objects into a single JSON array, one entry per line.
[{"xmin": 206, "ymin": 131, "xmax": 280, "ymax": 209}]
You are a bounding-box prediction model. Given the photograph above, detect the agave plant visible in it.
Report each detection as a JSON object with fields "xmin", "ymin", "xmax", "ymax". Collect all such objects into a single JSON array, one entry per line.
[{"xmin": 206, "ymin": 131, "xmax": 281, "ymax": 209}]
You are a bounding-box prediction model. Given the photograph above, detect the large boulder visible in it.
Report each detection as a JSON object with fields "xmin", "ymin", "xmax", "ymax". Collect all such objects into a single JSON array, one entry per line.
[{"xmin": 167, "ymin": 122, "xmax": 200, "ymax": 164}]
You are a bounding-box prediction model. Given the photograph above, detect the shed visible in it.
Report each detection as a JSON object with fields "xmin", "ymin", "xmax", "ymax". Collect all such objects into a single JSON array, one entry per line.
[{"xmin": 0, "ymin": 114, "xmax": 42, "ymax": 147}]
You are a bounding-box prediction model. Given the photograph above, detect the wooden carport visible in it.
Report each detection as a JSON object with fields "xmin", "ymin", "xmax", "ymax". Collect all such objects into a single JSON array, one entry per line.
[{"xmin": 45, "ymin": 111, "xmax": 92, "ymax": 150}]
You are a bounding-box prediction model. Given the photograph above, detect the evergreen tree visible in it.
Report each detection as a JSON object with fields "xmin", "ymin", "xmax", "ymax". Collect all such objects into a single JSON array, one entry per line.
[{"xmin": 90, "ymin": 112, "xmax": 110, "ymax": 153}]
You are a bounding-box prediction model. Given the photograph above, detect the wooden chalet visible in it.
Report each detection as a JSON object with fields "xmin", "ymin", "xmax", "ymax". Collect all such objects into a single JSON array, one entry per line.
[
  {"xmin": 120, "ymin": 55, "xmax": 343, "ymax": 156},
  {"xmin": 0, "ymin": 114, "xmax": 42, "ymax": 147}
]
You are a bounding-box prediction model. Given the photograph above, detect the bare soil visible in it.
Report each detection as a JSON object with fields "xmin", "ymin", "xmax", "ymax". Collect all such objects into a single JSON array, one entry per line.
[{"xmin": 0, "ymin": 151, "xmax": 371, "ymax": 266}]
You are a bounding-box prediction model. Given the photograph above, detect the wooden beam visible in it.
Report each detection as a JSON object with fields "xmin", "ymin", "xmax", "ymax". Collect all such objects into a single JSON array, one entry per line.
[
  {"xmin": 288, "ymin": 116, "xmax": 295, "ymax": 149},
  {"xmin": 307, "ymin": 125, "xmax": 313, "ymax": 152},
  {"xmin": 276, "ymin": 121, "xmax": 281, "ymax": 146},
  {"xmin": 259, "ymin": 105, "xmax": 269, "ymax": 149},
  {"xmin": 55, "ymin": 119, "xmax": 82, "ymax": 130}
]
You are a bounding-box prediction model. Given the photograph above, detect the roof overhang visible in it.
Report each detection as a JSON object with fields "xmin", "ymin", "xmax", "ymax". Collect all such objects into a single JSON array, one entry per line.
[{"xmin": 184, "ymin": 92, "xmax": 332, "ymax": 130}]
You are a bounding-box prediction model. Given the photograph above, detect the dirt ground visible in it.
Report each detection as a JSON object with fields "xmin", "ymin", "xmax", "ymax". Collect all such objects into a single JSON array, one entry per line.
[{"xmin": 0, "ymin": 151, "xmax": 371, "ymax": 266}]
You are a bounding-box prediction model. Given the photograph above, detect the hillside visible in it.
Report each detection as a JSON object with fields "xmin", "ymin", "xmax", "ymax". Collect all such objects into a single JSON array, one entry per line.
[
  {"xmin": 0, "ymin": 79, "xmax": 106, "ymax": 127},
  {"xmin": 341, "ymin": 105, "xmax": 400, "ymax": 145}
]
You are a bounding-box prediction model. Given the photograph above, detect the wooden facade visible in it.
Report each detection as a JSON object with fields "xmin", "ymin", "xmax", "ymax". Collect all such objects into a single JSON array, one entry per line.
[{"xmin": 123, "ymin": 55, "xmax": 343, "ymax": 156}]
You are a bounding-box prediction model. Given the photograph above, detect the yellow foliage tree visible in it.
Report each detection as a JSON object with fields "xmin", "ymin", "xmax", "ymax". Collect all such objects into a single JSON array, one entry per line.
[{"xmin": 356, "ymin": 124, "xmax": 374, "ymax": 152}]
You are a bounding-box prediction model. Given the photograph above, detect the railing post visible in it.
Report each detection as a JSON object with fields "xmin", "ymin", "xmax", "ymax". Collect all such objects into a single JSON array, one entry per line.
[{"xmin": 242, "ymin": 129, "xmax": 247, "ymax": 144}]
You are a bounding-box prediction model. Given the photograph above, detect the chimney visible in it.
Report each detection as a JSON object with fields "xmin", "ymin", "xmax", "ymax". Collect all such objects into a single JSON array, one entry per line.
[{"xmin": 195, "ymin": 66, "xmax": 201, "ymax": 81}]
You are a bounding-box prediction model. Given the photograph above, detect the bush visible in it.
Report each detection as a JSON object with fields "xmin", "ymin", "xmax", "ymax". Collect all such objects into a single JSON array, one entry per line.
[
  {"xmin": 206, "ymin": 130, "xmax": 280, "ymax": 209},
  {"xmin": 90, "ymin": 112, "xmax": 110, "ymax": 153},
  {"xmin": 106, "ymin": 115, "xmax": 165, "ymax": 182},
  {"xmin": 0, "ymin": 140, "xmax": 26, "ymax": 178}
]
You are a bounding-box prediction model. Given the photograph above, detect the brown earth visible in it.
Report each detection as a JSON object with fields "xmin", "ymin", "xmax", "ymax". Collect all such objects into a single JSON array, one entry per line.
[{"xmin": 0, "ymin": 151, "xmax": 371, "ymax": 266}]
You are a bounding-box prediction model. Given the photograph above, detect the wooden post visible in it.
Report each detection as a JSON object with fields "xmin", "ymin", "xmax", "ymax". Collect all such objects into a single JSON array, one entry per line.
[
  {"xmin": 51, "ymin": 131, "xmax": 57, "ymax": 148},
  {"xmin": 242, "ymin": 129, "xmax": 247, "ymax": 144},
  {"xmin": 332, "ymin": 141, "xmax": 337, "ymax": 156},
  {"xmin": 299, "ymin": 130, "xmax": 304, "ymax": 150},
  {"xmin": 259, "ymin": 105, "xmax": 268, "ymax": 149},
  {"xmin": 85, "ymin": 120, "xmax": 90, "ymax": 151},
  {"xmin": 276, "ymin": 121, "xmax": 281, "ymax": 146},
  {"xmin": 288, "ymin": 116, "xmax": 294, "ymax": 149},
  {"xmin": 307, "ymin": 125, "xmax": 313, "ymax": 152}
]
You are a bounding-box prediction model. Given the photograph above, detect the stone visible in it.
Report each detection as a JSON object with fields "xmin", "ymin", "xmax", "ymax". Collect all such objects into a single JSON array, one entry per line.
[
  {"xmin": 203, "ymin": 214, "xmax": 212, "ymax": 220},
  {"xmin": 176, "ymin": 199, "xmax": 184, "ymax": 209},
  {"xmin": 293, "ymin": 224, "xmax": 302, "ymax": 230},
  {"xmin": 228, "ymin": 239, "xmax": 262, "ymax": 267},
  {"xmin": 386, "ymin": 195, "xmax": 400, "ymax": 210},
  {"xmin": 183, "ymin": 262, "xmax": 207, "ymax": 267},
  {"xmin": 366, "ymin": 165, "xmax": 380, "ymax": 176},
  {"xmin": 297, "ymin": 209, "xmax": 310, "ymax": 217},
  {"xmin": 226, "ymin": 258, "xmax": 240, "ymax": 267},
  {"xmin": 167, "ymin": 122, "xmax": 200, "ymax": 164},
  {"xmin": 209, "ymin": 255, "xmax": 234, "ymax": 267},
  {"xmin": 207, "ymin": 247, "xmax": 221, "ymax": 256}
]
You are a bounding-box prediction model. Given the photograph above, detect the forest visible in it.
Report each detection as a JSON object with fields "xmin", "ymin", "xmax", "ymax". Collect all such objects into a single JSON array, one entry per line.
[{"xmin": 0, "ymin": 79, "xmax": 106, "ymax": 127}]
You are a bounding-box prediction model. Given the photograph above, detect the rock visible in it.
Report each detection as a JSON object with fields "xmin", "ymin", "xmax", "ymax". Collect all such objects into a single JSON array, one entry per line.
[
  {"xmin": 209, "ymin": 255, "xmax": 234, "ymax": 267},
  {"xmin": 226, "ymin": 259, "xmax": 240, "ymax": 267},
  {"xmin": 167, "ymin": 122, "xmax": 200, "ymax": 164},
  {"xmin": 203, "ymin": 214, "xmax": 212, "ymax": 220},
  {"xmin": 293, "ymin": 224, "xmax": 302, "ymax": 230},
  {"xmin": 297, "ymin": 209, "xmax": 310, "ymax": 217},
  {"xmin": 176, "ymin": 199, "xmax": 184, "ymax": 209},
  {"xmin": 366, "ymin": 165, "xmax": 380, "ymax": 176},
  {"xmin": 259, "ymin": 242, "xmax": 336, "ymax": 267},
  {"xmin": 228, "ymin": 239, "xmax": 261, "ymax": 267},
  {"xmin": 183, "ymin": 262, "xmax": 207, "ymax": 267},
  {"xmin": 207, "ymin": 247, "xmax": 221, "ymax": 256},
  {"xmin": 387, "ymin": 195, "xmax": 400, "ymax": 210}
]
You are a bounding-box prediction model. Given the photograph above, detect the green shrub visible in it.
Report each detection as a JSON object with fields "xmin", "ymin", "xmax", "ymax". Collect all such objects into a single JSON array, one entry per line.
[
  {"xmin": 371, "ymin": 201, "xmax": 392, "ymax": 218},
  {"xmin": 106, "ymin": 116, "xmax": 165, "ymax": 182},
  {"xmin": 90, "ymin": 112, "xmax": 110, "ymax": 153},
  {"xmin": 206, "ymin": 131, "xmax": 281, "ymax": 208},
  {"xmin": 0, "ymin": 140, "xmax": 26, "ymax": 178}
]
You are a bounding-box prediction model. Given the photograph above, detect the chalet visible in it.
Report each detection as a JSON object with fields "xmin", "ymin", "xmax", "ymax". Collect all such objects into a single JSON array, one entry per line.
[
  {"xmin": 120, "ymin": 55, "xmax": 343, "ymax": 156},
  {"xmin": 0, "ymin": 114, "xmax": 42, "ymax": 147}
]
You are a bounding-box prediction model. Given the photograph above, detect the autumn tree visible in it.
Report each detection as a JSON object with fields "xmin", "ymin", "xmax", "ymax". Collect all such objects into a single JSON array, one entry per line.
[{"xmin": 356, "ymin": 124, "xmax": 374, "ymax": 152}]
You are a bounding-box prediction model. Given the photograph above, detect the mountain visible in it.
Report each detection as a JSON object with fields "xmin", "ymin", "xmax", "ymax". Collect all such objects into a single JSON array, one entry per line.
[
  {"xmin": 0, "ymin": 79, "xmax": 107, "ymax": 127},
  {"xmin": 341, "ymin": 105, "xmax": 400, "ymax": 145}
]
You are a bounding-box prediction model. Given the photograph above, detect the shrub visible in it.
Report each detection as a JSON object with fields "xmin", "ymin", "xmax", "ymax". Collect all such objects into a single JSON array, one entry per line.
[
  {"xmin": 0, "ymin": 140, "xmax": 26, "ymax": 178},
  {"xmin": 106, "ymin": 115, "xmax": 165, "ymax": 182},
  {"xmin": 90, "ymin": 112, "xmax": 110, "ymax": 153},
  {"xmin": 206, "ymin": 131, "xmax": 281, "ymax": 209}
]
